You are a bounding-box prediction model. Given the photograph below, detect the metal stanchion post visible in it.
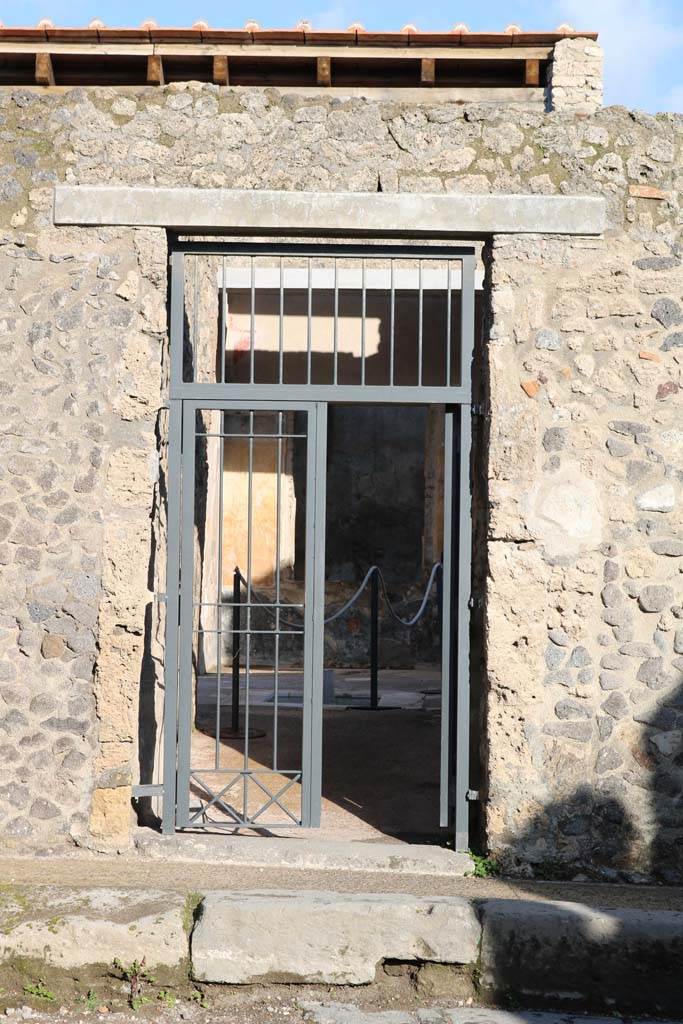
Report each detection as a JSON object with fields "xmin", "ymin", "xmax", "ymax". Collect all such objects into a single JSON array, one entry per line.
[
  {"xmin": 370, "ymin": 567, "xmax": 379, "ymax": 710},
  {"xmin": 231, "ymin": 567, "xmax": 241, "ymax": 733}
]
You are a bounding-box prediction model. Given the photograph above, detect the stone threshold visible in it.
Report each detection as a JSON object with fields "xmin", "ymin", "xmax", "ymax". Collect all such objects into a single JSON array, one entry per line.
[
  {"xmin": 132, "ymin": 831, "xmax": 474, "ymax": 876},
  {"xmin": 0, "ymin": 883, "xmax": 681, "ymax": 1016}
]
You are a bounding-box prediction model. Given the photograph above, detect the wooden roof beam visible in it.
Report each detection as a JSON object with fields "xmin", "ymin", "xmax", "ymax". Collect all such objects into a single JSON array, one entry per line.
[
  {"xmin": 35, "ymin": 51, "xmax": 55, "ymax": 85},
  {"xmin": 146, "ymin": 54, "xmax": 164, "ymax": 85},
  {"xmin": 212, "ymin": 54, "xmax": 229, "ymax": 84},
  {"xmin": 420, "ymin": 58, "xmax": 435, "ymax": 85},
  {"xmin": 316, "ymin": 55, "xmax": 331, "ymax": 85}
]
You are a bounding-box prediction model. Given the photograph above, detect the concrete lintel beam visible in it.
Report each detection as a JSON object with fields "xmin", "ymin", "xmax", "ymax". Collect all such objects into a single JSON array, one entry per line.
[{"xmin": 53, "ymin": 186, "xmax": 606, "ymax": 237}]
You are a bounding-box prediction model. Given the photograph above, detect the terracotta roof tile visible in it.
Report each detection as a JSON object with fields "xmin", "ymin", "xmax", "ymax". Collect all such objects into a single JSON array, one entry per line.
[{"xmin": 0, "ymin": 21, "xmax": 599, "ymax": 46}]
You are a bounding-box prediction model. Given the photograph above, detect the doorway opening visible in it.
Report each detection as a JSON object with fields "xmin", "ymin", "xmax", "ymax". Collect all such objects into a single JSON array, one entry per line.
[
  {"xmin": 189, "ymin": 403, "xmax": 448, "ymax": 841},
  {"xmin": 161, "ymin": 241, "xmax": 477, "ymax": 850}
]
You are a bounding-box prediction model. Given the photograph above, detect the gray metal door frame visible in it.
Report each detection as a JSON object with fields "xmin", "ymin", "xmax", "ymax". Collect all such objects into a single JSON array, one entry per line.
[
  {"xmin": 160, "ymin": 240, "xmax": 475, "ymax": 849},
  {"xmin": 171, "ymin": 399, "xmax": 327, "ymax": 830}
]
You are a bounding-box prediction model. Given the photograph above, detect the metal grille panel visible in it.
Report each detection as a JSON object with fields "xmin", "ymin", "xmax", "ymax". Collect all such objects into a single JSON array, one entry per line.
[
  {"xmin": 174, "ymin": 403, "xmax": 323, "ymax": 829},
  {"xmin": 170, "ymin": 243, "xmax": 475, "ymax": 404}
]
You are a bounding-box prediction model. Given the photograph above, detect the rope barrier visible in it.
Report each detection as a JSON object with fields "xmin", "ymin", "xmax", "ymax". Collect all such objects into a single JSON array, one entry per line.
[
  {"xmin": 232, "ymin": 561, "xmax": 442, "ymax": 629},
  {"xmin": 375, "ymin": 561, "xmax": 442, "ymax": 628}
]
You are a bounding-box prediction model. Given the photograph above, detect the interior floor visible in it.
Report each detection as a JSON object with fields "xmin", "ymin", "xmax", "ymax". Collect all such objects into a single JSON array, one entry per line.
[{"xmin": 192, "ymin": 668, "xmax": 442, "ymax": 843}]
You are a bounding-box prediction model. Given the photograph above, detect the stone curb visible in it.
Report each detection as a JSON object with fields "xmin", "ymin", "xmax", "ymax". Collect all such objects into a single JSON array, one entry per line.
[
  {"xmin": 192, "ymin": 891, "xmax": 481, "ymax": 984},
  {"xmin": 192, "ymin": 891, "xmax": 683, "ymax": 1014},
  {"xmin": 2, "ymin": 886, "xmax": 683, "ymax": 1016},
  {"xmin": 478, "ymin": 898, "xmax": 683, "ymax": 1017},
  {"xmin": 0, "ymin": 888, "xmax": 189, "ymax": 969}
]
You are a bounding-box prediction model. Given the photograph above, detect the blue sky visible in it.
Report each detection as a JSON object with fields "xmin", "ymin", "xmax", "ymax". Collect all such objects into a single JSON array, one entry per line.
[{"xmin": 9, "ymin": 0, "xmax": 683, "ymax": 111}]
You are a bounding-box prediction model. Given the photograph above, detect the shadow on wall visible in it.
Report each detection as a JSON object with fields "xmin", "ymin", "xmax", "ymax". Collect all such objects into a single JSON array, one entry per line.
[
  {"xmin": 480, "ymin": 679, "xmax": 683, "ymax": 1017},
  {"xmin": 492, "ymin": 675, "xmax": 683, "ymax": 885}
]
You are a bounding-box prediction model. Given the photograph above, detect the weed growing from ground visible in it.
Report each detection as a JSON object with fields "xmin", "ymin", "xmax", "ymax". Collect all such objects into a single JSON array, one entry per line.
[
  {"xmin": 189, "ymin": 988, "xmax": 208, "ymax": 1008},
  {"xmin": 23, "ymin": 981, "xmax": 56, "ymax": 1002},
  {"xmin": 78, "ymin": 989, "xmax": 98, "ymax": 1011},
  {"xmin": 112, "ymin": 957, "xmax": 156, "ymax": 1009},
  {"xmin": 468, "ymin": 851, "xmax": 501, "ymax": 878}
]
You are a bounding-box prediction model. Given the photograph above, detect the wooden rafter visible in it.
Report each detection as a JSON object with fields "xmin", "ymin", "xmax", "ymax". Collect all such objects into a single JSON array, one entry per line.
[
  {"xmin": 35, "ymin": 52, "xmax": 55, "ymax": 86},
  {"xmin": 316, "ymin": 56, "xmax": 331, "ymax": 86},
  {"xmin": 420, "ymin": 58, "xmax": 436, "ymax": 85},
  {"xmin": 212, "ymin": 55, "xmax": 229, "ymax": 85},
  {"xmin": 146, "ymin": 54, "xmax": 165, "ymax": 85}
]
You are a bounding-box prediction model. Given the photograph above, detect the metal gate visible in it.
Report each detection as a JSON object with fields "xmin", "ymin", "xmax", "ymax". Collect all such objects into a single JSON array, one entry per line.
[{"xmin": 159, "ymin": 241, "xmax": 475, "ymax": 847}]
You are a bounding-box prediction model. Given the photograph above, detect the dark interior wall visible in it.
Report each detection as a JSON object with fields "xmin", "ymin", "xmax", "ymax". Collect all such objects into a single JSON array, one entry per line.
[{"xmin": 323, "ymin": 405, "xmax": 427, "ymax": 583}]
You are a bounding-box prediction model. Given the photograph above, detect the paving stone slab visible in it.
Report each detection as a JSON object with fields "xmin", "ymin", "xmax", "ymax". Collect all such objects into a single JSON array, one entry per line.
[
  {"xmin": 0, "ymin": 887, "xmax": 188, "ymax": 968},
  {"xmin": 479, "ymin": 898, "xmax": 683, "ymax": 1017},
  {"xmin": 300, "ymin": 1006, "xmax": 676, "ymax": 1024},
  {"xmin": 192, "ymin": 891, "xmax": 481, "ymax": 984}
]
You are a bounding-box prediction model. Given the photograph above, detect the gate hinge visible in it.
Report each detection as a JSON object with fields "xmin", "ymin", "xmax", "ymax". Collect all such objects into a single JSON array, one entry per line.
[
  {"xmin": 468, "ymin": 594, "xmax": 483, "ymax": 611},
  {"xmin": 472, "ymin": 403, "xmax": 490, "ymax": 418},
  {"xmin": 466, "ymin": 789, "xmax": 480, "ymax": 802}
]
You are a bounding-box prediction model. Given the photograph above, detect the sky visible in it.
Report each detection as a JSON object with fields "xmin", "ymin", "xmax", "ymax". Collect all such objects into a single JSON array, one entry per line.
[{"xmin": 7, "ymin": 0, "xmax": 683, "ymax": 112}]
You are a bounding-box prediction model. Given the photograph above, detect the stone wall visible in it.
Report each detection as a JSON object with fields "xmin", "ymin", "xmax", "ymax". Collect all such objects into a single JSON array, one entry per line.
[
  {"xmin": 0, "ymin": 83, "xmax": 680, "ymax": 875},
  {"xmin": 0, "ymin": 217, "xmax": 167, "ymax": 847},
  {"xmin": 548, "ymin": 37, "xmax": 604, "ymax": 114},
  {"xmin": 485, "ymin": 229, "xmax": 682, "ymax": 882}
]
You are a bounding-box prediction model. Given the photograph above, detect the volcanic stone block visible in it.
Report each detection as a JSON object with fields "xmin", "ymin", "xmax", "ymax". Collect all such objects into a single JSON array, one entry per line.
[{"xmin": 191, "ymin": 891, "xmax": 481, "ymax": 984}]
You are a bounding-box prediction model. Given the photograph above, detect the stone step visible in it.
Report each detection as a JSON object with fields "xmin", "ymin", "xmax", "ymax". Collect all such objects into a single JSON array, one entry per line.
[
  {"xmin": 191, "ymin": 889, "xmax": 683, "ymax": 1015},
  {"xmin": 191, "ymin": 890, "xmax": 481, "ymax": 985},
  {"xmin": 0, "ymin": 887, "xmax": 188, "ymax": 969},
  {"xmin": 135, "ymin": 832, "xmax": 473, "ymax": 877},
  {"xmin": 2, "ymin": 883, "xmax": 682, "ymax": 1018}
]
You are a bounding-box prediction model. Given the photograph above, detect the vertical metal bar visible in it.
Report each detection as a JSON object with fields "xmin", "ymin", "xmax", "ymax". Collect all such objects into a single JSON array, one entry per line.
[
  {"xmin": 243, "ymin": 410, "xmax": 254, "ymax": 818},
  {"xmin": 161, "ymin": 399, "xmax": 183, "ymax": 833},
  {"xmin": 460, "ymin": 256, "xmax": 475, "ymax": 397},
  {"xmin": 278, "ymin": 256, "xmax": 284, "ymax": 385},
  {"xmin": 453, "ymin": 404, "xmax": 472, "ymax": 852},
  {"xmin": 370, "ymin": 568, "xmax": 379, "ymax": 710},
  {"xmin": 303, "ymin": 402, "xmax": 327, "ymax": 827},
  {"xmin": 169, "ymin": 251, "xmax": 185, "ymax": 388},
  {"xmin": 175, "ymin": 402, "xmax": 198, "ymax": 827},
  {"xmin": 389, "ymin": 259, "xmax": 396, "ymax": 386},
  {"xmin": 307, "ymin": 258, "xmax": 313, "ymax": 385},
  {"xmin": 232, "ymin": 568, "xmax": 241, "ymax": 733},
  {"xmin": 417, "ymin": 258, "xmax": 423, "ymax": 387},
  {"xmin": 360, "ymin": 258, "xmax": 366, "ymax": 386},
  {"xmin": 446, "ymin": 261, "xmax": 452, "ymax": 387},
  {"xmin": 215, "ymin": 425, "xmax": 225, "ymax": 769},
  {"xmin": 273, "ymin": 412, "xmax": 283, "ymax": 770},
  {"xmin": 220, "ymin": 255, "xmax": 227, "ymax": 384},
  {"xmin": 333, "ymin": 258, "xmax": 339, "ymax": 386},
  {"xmin": 439, "ymin": 409, "xmax": 455, "ymax": 831},
  {"xmin": 192, "ymin": 254, "xmax": 199, "ymax": 383},
  {"xmin": 250, "ymin": 257, "xmax": 256, "ymax": 384},
  {"xmin": 443, "ymin": 253, "xmax": 475, "ymax": 848},
  {"xmin": 437, "ymin": 562, "xmax": 443, "ymax": 638}
]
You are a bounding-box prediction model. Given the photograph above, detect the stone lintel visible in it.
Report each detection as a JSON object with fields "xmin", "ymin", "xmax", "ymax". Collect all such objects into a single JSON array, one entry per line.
[{"xmin": 53, "ymin": 186, "xmax": 606, "ymax": 236}]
